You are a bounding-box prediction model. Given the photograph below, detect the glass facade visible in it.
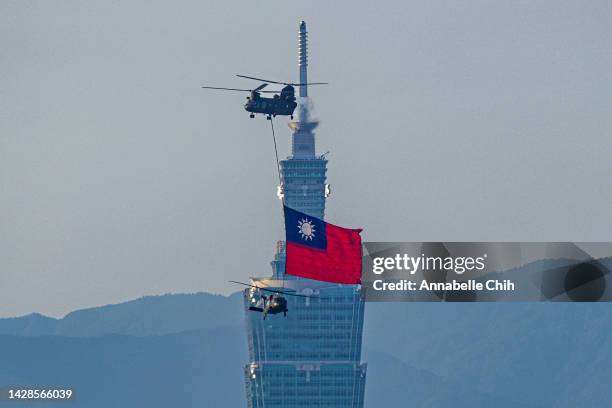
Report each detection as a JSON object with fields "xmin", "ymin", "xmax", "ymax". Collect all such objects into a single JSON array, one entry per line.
[
  {"xmin": 279, "ymin": 157, "xmax": 327, "ymax": 221},
  {"xmin": 243, "ymin": 272, "xmax": 366, "ymax": 407},
  {"xmin": 243, "ymin": 115, "xmax": 367, "ymax": 408}
]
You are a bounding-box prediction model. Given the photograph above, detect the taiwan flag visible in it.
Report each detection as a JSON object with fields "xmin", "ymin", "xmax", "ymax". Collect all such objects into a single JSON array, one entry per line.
[{"xmin": 284, "ymin": 205, "xmax": 362, "ymax": 284}]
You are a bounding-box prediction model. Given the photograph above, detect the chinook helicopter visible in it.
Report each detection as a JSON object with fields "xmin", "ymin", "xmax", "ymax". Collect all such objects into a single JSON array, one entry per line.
[
  {"xmin": 230, "ymin": 280, "xmax": 316, "ymax": 319},
  {"xmin": 202, "ymin": 75, "xmax": 327, "ymax": 120}
]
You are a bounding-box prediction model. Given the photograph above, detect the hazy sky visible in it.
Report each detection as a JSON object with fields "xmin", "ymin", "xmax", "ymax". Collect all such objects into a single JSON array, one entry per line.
[{"xmin": 1, "ymin": 1, "xmax": 611, "ymax": 317}]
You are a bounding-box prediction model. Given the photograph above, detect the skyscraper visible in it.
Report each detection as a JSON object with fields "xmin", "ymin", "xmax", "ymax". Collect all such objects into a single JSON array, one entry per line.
[{"xmin": 243, "ymin": 22, "xmax": 367, "ymax": 408}]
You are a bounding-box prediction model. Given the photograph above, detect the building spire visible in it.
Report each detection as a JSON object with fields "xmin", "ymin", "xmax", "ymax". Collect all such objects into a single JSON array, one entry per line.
[
  {"xmin": 298, "ymin": 21, "xmax": 308, "ymax": 98},
  {"xmin": 290, "ymin": 20, "xmax": 318, "ymax": 158}
]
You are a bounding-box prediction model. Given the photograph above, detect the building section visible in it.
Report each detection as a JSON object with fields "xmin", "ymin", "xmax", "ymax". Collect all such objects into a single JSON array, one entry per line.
[{"xmin": 243, "ymin": 21, "xmax": 367, "ymax": 408}]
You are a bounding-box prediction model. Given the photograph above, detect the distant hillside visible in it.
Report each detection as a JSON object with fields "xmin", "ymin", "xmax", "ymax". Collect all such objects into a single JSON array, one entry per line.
[
  {"xmin": 363, "ymin": 349, "xmax": 534, "ymax": 408},
  {"xmin": 0, "ymin": 292, "xmax": 243, "ymax": 337},
  {"xmin": 0, "ymin": 328, "xmax": 246, "ymax": 408},
  {"xmin": 0, "ymin": 330, "xmax": 529, "ymax": 408},
  {"xmin": 365, "ymin": 302, "xmax": 612, "ymax": 407}
]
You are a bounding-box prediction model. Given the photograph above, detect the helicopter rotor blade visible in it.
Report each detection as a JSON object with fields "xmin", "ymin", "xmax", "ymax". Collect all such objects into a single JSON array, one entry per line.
[
  {"xmin": 292, "ymin": 82, "xmax": 329, "ymax": 86},
  {"xmin": 201, "ymin": 86, "xmax": 255, "ymax": 92},
  {"xmin": 236, "ymin": 74, "xmax": 286, "ymax": 85},
  {"xmin": 229, "ymin": 280, "xmax": 296, "ymax": 293},
  {"xmin": 201, "ymin": 86, "xmax": 279, "ymax": 94},
  {"xmin": 236, "ymin": 74, "xmax": 328, "ymax": 87},
  {"xmin": 229, "ymin": 280, "xmax": 318, "ymax": 298},
  {"xmin": 253, "ymin": 83, "xmax": 268, "ymax": 92},
  {"xmin": 229, "ymin": 280, "xmax": 294, "ymax": 291}
]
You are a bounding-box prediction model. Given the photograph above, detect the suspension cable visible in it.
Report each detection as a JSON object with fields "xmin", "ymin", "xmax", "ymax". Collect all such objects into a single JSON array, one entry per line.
[
  {"xmin": 269, "ymin": 117, "xmax": 282, "ymax": 187},
  {"xmin": 269, "ymin": 117, "xmax": 287, "ymax": 288}
]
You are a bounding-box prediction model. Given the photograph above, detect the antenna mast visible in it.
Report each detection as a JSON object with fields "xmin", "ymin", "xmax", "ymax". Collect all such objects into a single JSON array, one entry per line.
[{"xmin": 298, "ymin": 21, "xmax": 308, "ymax": 98}]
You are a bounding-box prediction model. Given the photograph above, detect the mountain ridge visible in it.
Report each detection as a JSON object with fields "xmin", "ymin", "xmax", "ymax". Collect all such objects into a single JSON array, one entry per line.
[{"xmin": 1, "ymin": 285, "xmax": 610, "ymax": 406}]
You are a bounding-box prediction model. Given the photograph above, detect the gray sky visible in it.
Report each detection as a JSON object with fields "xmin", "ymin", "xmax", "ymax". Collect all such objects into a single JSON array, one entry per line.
[{"xmin": 1, "ymin": 1, "xmax": 611, "ymax": 318}]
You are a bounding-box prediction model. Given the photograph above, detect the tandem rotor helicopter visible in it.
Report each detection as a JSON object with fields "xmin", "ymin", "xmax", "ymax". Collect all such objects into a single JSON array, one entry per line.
[
  {"xmin": 230, "ymin": 280, "xmax": 317, "ymax": 319},
  {"xmin": 201, "ymin": 74, "xmax": 327, "ymax": 120}
]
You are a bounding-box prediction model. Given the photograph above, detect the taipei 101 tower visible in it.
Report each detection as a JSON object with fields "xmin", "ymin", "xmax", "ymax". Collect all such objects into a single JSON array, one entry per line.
[{"xmin": 242, "ymin": 21, "xmax": 367, "ymax": 407}]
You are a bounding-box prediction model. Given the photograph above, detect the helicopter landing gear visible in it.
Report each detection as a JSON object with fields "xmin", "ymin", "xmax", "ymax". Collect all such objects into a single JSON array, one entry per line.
[
  {"xmin": 283, "ymin": 311, "xmax": 287, "ymax": 317},
  {"xmin": 249, "ymin": 113, "xmax": 255, "ymax": 118},
  {"xmin": 290, "ymin": 115, "xmax": 293, "ymax": 120}
]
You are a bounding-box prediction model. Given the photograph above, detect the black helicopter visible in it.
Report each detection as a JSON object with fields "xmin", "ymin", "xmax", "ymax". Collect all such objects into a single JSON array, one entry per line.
[
  {"xmin": 202, "ymin": 75, "xmax": 327, "ymax": 120},
  {"xmin": 230, "ymin": 280, "xmax": 316, "ymax": 319}
]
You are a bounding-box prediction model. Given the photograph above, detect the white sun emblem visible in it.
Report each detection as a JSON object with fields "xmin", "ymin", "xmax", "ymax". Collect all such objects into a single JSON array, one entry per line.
[{"xmin": 298, "ymin": 218, "xmax": 316, "ymax": 241}]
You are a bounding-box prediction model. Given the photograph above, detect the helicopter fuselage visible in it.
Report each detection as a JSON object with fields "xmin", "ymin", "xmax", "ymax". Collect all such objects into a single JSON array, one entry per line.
[
  {"xmin": 234, "ymin": 280, "xmax": 314, "ymax": 320},
  {"xmin": 202, "ymin": 75, "xmax": 325, "ymax": 120},
  {"xmin": 245, "ymin": 96, "xmax": 297, "ymax": 116},
  {"xmin": 262, "ymin": 294, "xmax": 288, "ymax": 318},
  {"xmin": 248, "ymin": 293, "xmax": 289, "ymax": 319},
  {"xmin": 244, "ymin": 85, "xmax": 297, "ymax": 118}
]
